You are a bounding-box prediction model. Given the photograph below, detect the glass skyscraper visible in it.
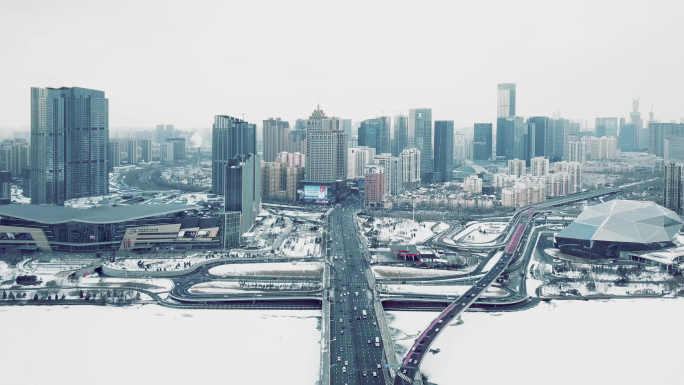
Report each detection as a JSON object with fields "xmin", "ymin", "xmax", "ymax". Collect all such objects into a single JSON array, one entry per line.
[
  {"xmin": 212, "ymin": 115, "xmax": 256, "ymax": 195},
  {"xmin": 473, "ymin": 123, "xmax": 493, "ymax": 160},
  {"xmin": 433, "ymin": 121, "xmax": 454, "ymax": 182},
  {"xmin": 30, "ymin": 87, "xmax": 109, "ymax": 205},
  {"xmin": 496, "ymin": 83, "xmax": 516, "ymax": 157},
  {"xmin": 408, "ymin": 108, "xmax": 432, "ymax": 180}
]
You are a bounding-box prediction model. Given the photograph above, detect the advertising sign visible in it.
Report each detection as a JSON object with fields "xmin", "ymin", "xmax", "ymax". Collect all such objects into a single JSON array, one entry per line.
[{"xmin": 304, "ymin": 185, "xmax": 328, "ymax": 201}]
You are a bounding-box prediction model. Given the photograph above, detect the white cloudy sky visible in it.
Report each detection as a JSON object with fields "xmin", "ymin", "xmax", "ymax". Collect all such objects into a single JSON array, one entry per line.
[{"xmin": 1, "ymin": 0, "xmax": 682, "ymax": 130}]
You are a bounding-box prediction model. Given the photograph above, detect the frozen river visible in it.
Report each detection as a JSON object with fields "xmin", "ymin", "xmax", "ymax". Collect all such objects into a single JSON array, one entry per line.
[
  {"xmin": 0, "ymin": 305, "xmax": 321, "ymax": 385},
  {"xmin": 389, "ymin": 298, "xmax": 684, "ymax": 385}
]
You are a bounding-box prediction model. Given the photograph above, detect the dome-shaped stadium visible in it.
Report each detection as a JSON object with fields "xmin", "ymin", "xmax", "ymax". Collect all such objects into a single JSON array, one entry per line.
[{"xmin": 555, "ymin": 200, "xmax": 684, "ymax": 259}]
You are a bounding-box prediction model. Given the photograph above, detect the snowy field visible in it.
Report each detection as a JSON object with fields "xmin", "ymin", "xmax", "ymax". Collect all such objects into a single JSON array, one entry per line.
[
  {"xmin": 362, "ymin": 217, "xmax": 434, "ymax": 245},
  {"xmin": 209, "ymin": 262, "xmax": 323, "ymax": 278},
  {"xmin": 382, "ymin": 284, "xmax": 507, "ymax": 298},
  {"xmin": 0, "ymin": 305, "xmax": 321, "ymax": 385},
  {"xmin": 372, "ymin": 266, "xmax": 470, "ymax": 279},
  {"xmin": 389, "ymin": 299, "xmax": 684, "ymax": 385},
  {"xmin": 78, "ymin": 277, "xmax": 175, "ymax": 293},
  {"xmin": 103, "ymin": 252, "xmax": 213, "ymax": 272},
  {"xmin": 452, "ymin": 222, "xmax": 504, "ymax": 244},
  {"xmin": 188, "ymin": 281, "xmax": 321, "ymax": 294},
  {"xmin": 280, "ymin": 227, "xmax": 320, "ymax": 258}
]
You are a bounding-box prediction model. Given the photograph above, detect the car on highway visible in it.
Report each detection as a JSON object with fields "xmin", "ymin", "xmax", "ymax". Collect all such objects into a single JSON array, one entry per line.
[
  {"xmin": 363, "ymin": 371, "xmax": 367, "ymax": 377},
  {"xmin": 345, "ymin": 360, "xmax": 348, "ymax": 366},
  {"xmin": 342, "ymin": 367, "xmax": 346, "ymax": 373},
  {"xmin": 372, "ymin": 372, "xmax": 377, "ymax": 377},
  {"xmin": 376, "ymin": 364, "xmax": 381, "ymax": 369},
  {"xmin": 337, "ymin": 357, "xmax": 341, "ymax": 361}
]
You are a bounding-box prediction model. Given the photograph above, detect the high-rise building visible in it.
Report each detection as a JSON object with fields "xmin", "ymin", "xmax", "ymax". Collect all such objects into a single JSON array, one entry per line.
[
  {"xmin": 140, "ymin": 139, "xmax": 152, "ymax": 162},
  {"xmin": 261, "ymin": 160, "xmax": 304, "ymax": 203},
  {"xmin": 649, "ymin": 122, "xmax": 684, "ymax": 158},
  {"xmin": 433, "ymin": 121, "xmax": 454, "ymax": 183},
  {"xmin": 347, "ymin": 146, "xmax": 376, "ymax": 180},
  {"xmin": 463, "ymin": 175, "xmax": 483, "ymax": 196},
  {"xmin": 664, "ymin": 138, "xmax": 684, "ymax": 163},
  {"xmin": 530, "ymin": 157, "xmax": 550, "ymax": 177},
  {"xmin": 0, "ymin": 139, "xmax": 30, "ymax": 178},
  {"xmin": 392, "ymin": 115, "xmax": 409, "ymax": 157},
  {"xmin": 305, "ymin": 106, "xmax": 347, "ymax": 183},
  {"xmin": 288, "ymin": 125, "xmax": 307, "ymax": 156},
  {"xmin": 584, "ymin": 136, "xmax": 618, "ymax": 160},
  {"xmin": 546, "ymin": 118, "xmax": 570, "ymax": 161},
  {"xmin": 400, "ymin": 148, "xmax": 421, "ymax": 190},
  {"xmin": 223, "ymin": 153, "xmax": 261, "ymax": 247},
  {"xmin": 595, "ymin": 117, "xmax": 618, "ymax": 138},
  {"xmin": 473, "ymin": 123, "xmax": 493, "ymax": 161},
  {"xmin": 619, "ymin": 118, "xmax": 638, "ymax": 151},
  {"xmin": 503, "ymin": 117, "xmax": 527, "ymax": 161},
  {"xmin": 358, "ymin": 117, "xmax": 391, "ymax": 156},
  {"xmin": 30, "ymin": 87, "xmax": 109, "ymax": 205},
  {"xmin": 496, "ymin": 83, "xmax": 516, "ymax": 157},
  {"xmin": 263, "ymin": 118, "xmax": 290, "ymax": 162},
  {"xmin": 341, "ymin": 119, "xmax": 353, "ymax": 142},
  {"xmin": 212, "ymin": 115, "xmax": 256, "ymax": 195},
  {"xmin": 389, "ymin": 156, "xmax": 403, "ymax": 196},
  {"xmin": 108, "ymin": 140, "xmax": 120, "ymax": 171},
  {"xmin": 454, "ymin": 133, "xmax": 471, "ymax": 163},
  {"xmin": 373, "ymin": 153, "xmax": 393, "ymax": 199},
  {"xmin": 122, "ymin": 139, "xmax": 138, "ymax": 165},
  {"xmin": 408, "ymin": 108, "xmax": 432, "ymax": 180},
  {"xmin": 155, "ymin": 125, "xmax": 165, "ymax": 143},
  {"xmin": 165, "ymin": 138, "xmax": 185, "ymax": 162},
  {"xmin": 555, "ymin": 161, "xmax": 583, "ymax": 194},
  {"xmin": 528, "ymin": 117, "xmax": 549, "ymax": 158},
  {"xmin": 276, "ymin": 151, "xmax": 306, "ymax": 168},
  {"xmin": 665, "ymin": 162, "xmax": 683, "ymax": 214},
  {"xmin": 364, "ymin": 164, "xmax": 384, "ymax": 208},
  {"xmin": 165, "ymin": 124, "xmax": 175, "ymax": 140},
  {"xmin": 567, "ymin": 139, "xmax": 587, "ymax": 163},
  {"xmin": 508, "ymin": 159, "xmax": 526, "ymax": 177}
]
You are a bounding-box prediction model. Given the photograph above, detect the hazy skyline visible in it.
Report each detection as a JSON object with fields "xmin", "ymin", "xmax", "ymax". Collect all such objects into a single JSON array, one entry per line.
[{"xmin": 1, "ymin": 0, "xmax": 683, "ymax": 129}]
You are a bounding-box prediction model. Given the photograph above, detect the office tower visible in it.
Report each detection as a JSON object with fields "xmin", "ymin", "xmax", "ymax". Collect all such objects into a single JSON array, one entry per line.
[
  {"xmin": 305, "ymin": 106, "xmax": 347, "ymax": 183},
  {"xmin": 665, "ymin": 162, "xmax": 683, "ymax": 214},
  {"xmin": 392, "ymin": 115, "xmax": 409, "ymax": 157},
  {"xmin": 630, "ymin": 99, "xmax": 643, "ymax": 129},
  {"xmin": 342, "ymin": 119, "xmax": 352, "ymax": 140},
  {"xmin": 373, "ymin": 153, "xmax": 393, "ymax": 199},
  {"xmin": 463, "ymin": 175, "xmax": 483, "ymax": 196},
  {"xmin": 508, "ymin": 159, "xmax": 526, "ymax": 177},
  {"xmin": 546, "ymin": 118, "xmax": 570, "ymax": 161},
  {"xmin": 649, "ymin": 123, "xmax": 684, "ymax": 158},
  {"xmin": 358, "ymin": 117, "xmax": 391, "ymax": 156},
  {"xmin": 527, "ymin": 117, "xmax": 548, "ymax": 158},
  {"xmin": 595, "ymin": 117, "xmax": 618, "ymax": 138},
  {"xmin": 503, "ymin": 117, "xmax": 526, "ymax": 161},
  {"xmin": 30, "ymin": 87, "xmax": 109, "ymax": 205},
  {"xmin": 108, "ymin": 141, "xmax": 120, "ymax": 171},
  {"xmin": 165, "ymin": 124, "xmax": 175, "ymax": 140},
  {"xmin": 212, "ymin": 115, "xmax": 256, "ymax": 195},
  {"xmin": 454, "ymin": 133, "xmax": 471, "ymax": 163},
  {"xmin": 473, "ymin": 123, "xmax": 493, "ymax": 160},
  {"xmin": 364, "ymin": 164, "xmax": 384, "ymax": 208},
  {"xmin": 288, "ymin": 126, "xmax": 307, "ymax": 156},
  {"xmin": 263, "ymin": 118, "xmax": 290, "ymax": 162},
  {"xmin": 433, "ymin": 121, "xmax": 454, "ymax": 183},
  {"xmin": 619, "ymin": 118, "xmax": 638, "ymax": 151},
  {"xmin": 389, "ymin": 156, "xmax": 403, "ymax": 196},
  {"xmin": 664, "ymin": 138, "xmax": 684, "ymax": 163},
  {"xmin": 155, "ymin": 125, "xmax": 165, "ymax": 143},
  {"xmin": 139, "ymin": 139, "xmax": 152, "ymax": 162},
  {"xmin": 165, "ymin": 138, "xmax": 185, "ymax": 162},
  {"xmin": 347, "ymin": 146, "xmax": 376, "ymax": 179},
  {"xmin": 222, "ymin": 154, "xmax": 261, "ymax": 247},
  {"xmin": 567, "ymin": 139, "xmax": 587, "ymax": 163},
  {"xmin": 400, "ymin": 148, "xmax": 421, "ymax": 190},
  {"xmin": 496, "ymin": 83, "xmax": 516, "ymax": 157},
  {"xmin": 408, "ymin": 108, "xmax": 432, "ymax": 180}
]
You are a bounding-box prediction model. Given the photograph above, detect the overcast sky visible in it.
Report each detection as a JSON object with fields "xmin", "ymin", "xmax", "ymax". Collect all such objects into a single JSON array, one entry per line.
[{"xmin": 1, "ymin": 0, "xmax": 683, "ymax": 130}]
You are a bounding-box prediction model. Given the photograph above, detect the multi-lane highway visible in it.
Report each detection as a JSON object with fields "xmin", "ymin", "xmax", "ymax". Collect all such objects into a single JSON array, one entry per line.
[{"xmin": 328, "ymin": 199, "xmax": 389, "ymax": 385}]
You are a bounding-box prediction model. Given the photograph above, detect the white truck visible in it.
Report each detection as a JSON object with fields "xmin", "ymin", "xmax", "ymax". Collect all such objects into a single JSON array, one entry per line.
[
  {"xmin": 362, "ymin": 310, "xmax": 367, "ymax": 319},
  {"xmin": 375, "ymin": 337, "xmax": 380, "ymax": 347}
]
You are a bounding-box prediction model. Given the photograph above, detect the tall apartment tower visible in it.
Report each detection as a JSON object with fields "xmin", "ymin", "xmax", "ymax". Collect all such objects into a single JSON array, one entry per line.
[
  {"xmin": 364, "ymin": 164, "xmax": 385, "ymax": 208},
  {"xmin": 546, "ymin": 118, "xmax": 570, "ymax": 161},
  {"xmin": 400, "ymin": 147, "xmax": 421, "ymax": 190},
  {"xmin": 212, "ymin": 115, "xmax": 256, "ymax": 195},
  {"xmin": 648, "ymin": 123, "xmax": 684, "ymax": 158},
  {"xmin": 530, "ymin": 157, "xmax": 550, "ymax": 177},
  {"xmin": 304, "ymin": 106, "xmax": 347, "ymax": 183},
  {"xmin": 433, "ymin": 121, "xmax": 454, "ymax": 183},
  {"xmin": 263, "ymin": 118, "xmax": 290, "ymax": 162},
  {"xmin": 496, "ymin": 83, "xmax": 516, "ymax": 157},
  {"xmin": 30, "ymin": 87, "xmax": 109, "ymax": 205},
  {"xmin": 123, "ymin": 139, "xmax": 138, "ymax": 165},
  {"xmin": 528, "ymin": 117, "xmax": 549, "ymax": 157},
  {"xmin": 155, "ymin": 125, "xmax": 165, "ymax": 143},
  {"xmin": 392, "ymin": 115, "xmax": 409, "ymax": 157},
  {"xmin": 473, "ymin": 123, "xmax": 493, "ymax": 161},
  {"xmin": 408, "ymin": 108, "xmax": 432, "ymax": 180},
  {"xmin": 108, "ymin": 140, "xmax": 120, "ymax": 171},
  {"xmin": 140, "ymin": 139, "xmax": 152, "ymax": 162},
  {"xmin": 665, "ymin": 162, "xmax": 684, "ymax": 214}
]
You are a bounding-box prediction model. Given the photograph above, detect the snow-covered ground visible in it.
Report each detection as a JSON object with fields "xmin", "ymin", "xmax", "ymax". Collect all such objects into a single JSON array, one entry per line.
[
  {"xmin": 481, "ymin": 251, "xmax": 503, "ymax": 272},
  {"xmin": 388, "ymin": 299, "xmax": 684, "ymax": 385},
  {"xmin": 452, "ymin": 222, "xmax": 505, "ymax": 244},
  {"xmin": 0, "ymin": 305, "xmax": 321, "ymax": 385},
  {"xmin": 362, "ymin": 217, "xmax": 434, "ymax": 245},
  {"xmin": 209, "ymin": 262, "xmax": 323, "ymax": 278},
  {"xmin": 103, "ymin": 252, "xmax": 213, "ymax": 272},
  {"xmin": 188, "ymin": 281, "xmax": 321, "ymax": 294},
  {"xmin": 433, "ymin": 222, "xmax": 450, "ymax": 234},
  {"xmin": 78, "ymin": 277, "xmax": 175, "ymax": 293},
  {"xmin": 372, "ymin": 266, "xmax": 470, "ymax": 279},
  {"xmin": 10, "ymin": 186, "xmax": 30, "ymax": 204},
  {"xmin": 280, "ymin": 224, "xmax": 320, "ymax": 258},
  {"xmin": 382, "ymin": 284, "xmax": 507, "ymax": 298}
]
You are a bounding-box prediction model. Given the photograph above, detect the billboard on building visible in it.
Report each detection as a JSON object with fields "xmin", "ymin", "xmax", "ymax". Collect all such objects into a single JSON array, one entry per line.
[{"xmin": 304, "ymin": 185, "xmax": 328, "ymax": 202}]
